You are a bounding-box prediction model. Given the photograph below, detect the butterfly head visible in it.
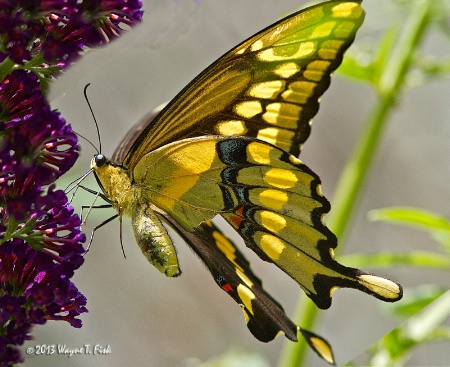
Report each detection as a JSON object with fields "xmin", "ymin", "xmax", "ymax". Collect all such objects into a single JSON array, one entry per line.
[
  {"xmin": 91, "ymin": 153, "xmax": 107, "ymax": 169},
  {"xmin": 90, "ymin": 153, "xmax": 109, "ymax": 183}
]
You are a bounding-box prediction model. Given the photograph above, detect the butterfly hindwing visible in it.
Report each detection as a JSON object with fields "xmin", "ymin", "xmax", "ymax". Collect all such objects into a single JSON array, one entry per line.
[
  {"xmin": 158, "ymin": 215, "xmax": 298, "ymax": 342},
  {"xmin": 156, "ymin": 212, "xmax": 335, "ymax": 363},
  {"xmin": 133, "ymin": 135, "xmax": 401, "ymax": 308}
]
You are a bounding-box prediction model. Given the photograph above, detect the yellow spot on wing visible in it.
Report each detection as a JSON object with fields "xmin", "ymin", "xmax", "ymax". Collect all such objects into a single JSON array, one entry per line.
[
  {"xmin": 247, "ymin": 141, "xmax": 273, "ymax": 165},
  {"xmin": 258, "ymin": 211, "xmax": 287, "ymax": 232},
  {"xmin": 290, "ymin": 80, "xmax": 316, "ymax": 95},
  {"xmin": 258, "ymin": 189, "xmax": 288, "ymax": 211},
  {"xmin": 216, "ymin": 120, "xmax": 247, "ymax": 135},
  {"xmin": 257, "ymin": 128, "xmax": 294, "ymax": 152},
  {"xmin": 289, "ymin": 155, "xmax": 302, "ymax": 165},
  {"xmin": 241, "ymin": 308, "xmax": 250, "ymax": 323},
  {"xmin": 281, "ymin": 81, "xmax": 316, "ymax": 104},
  {"xmin": 334, "ymin": 21, "xmax": 356, "ymax": 38},
  {"xmin": 310, "ymin": 21, "xmax": 336, "ymax": 39},
  {"xmin": 319, "ymin": 40, "xmax": 344, "ymax": 59},
  {"xmin": 257, "ymin": 41, "xmax": 315, "ymax": 61},
  {"xmin": 303, "ymin": 69, "xmax": 323, "ymax": 82},
  {"xmin": 358, "ymin": 274, "xmax": 402, "ymax": 300},
  {"xmin": 303, "ymin": 60, "xmax": 330, "ymax": 82},
  {"xmin": 316, "ymin": 184, "xmax": 323, "ymax": 197},
  {"xmin": 309, "ymin": 60, "xmax": 331, "ymax": 70},
  {"xmin": 310, "ymin": 336, "xmax": 334, "ymax": 365},
  {"xmin": 250, "ymin": 39, "xmax": 264, "ymax": 51},
  {"xmin": 264, "ymin": 167, "xmax": 298, "ymax": 189},
  {"xmin": 237, "ymin": 284, "xmax": 256, "ymax": 315},
  {"xmin": 275, "ymin": 62, "xmax": 300, "ymax": 78},
  {"xmin": 248, "ymin": 80, "xmax": 285, "ymax": 99},
  {"xmin": 213, "ymin": 231, "xmax": 237, "ymax": 261},
  {"xmin": 262, "ymin": 102, "xmax": 301, "ymax": 128},
  {"xmin": 259, "ymin": 233, "xmax": 286, "ymax": 261},
  {"xmin": 234, "ymin": 101, "xmax": 263, "ymax": 118},
  {"xmin": 236, "ymin": 268, "xmax": 254, "ymax": 288},
  {"xmin": 332, "ymin": 2, "xmax": 363, "ymax": 18}
]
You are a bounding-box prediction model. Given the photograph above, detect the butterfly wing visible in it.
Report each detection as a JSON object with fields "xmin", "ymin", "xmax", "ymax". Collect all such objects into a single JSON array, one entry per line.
[
  {"xmin": 154, "ymin": 211, "xmax": 335, "ymax": 363},
  {"xmin": 133, "ymin": 135, "xmax": 402, "ymax": 309},
  {"xmin": 108, "ymin": 0, "xmax": 402, "ymax": 362},
  {"xmin": 115, "ymin": 1, "xmax": 365, "ymax": 168}
]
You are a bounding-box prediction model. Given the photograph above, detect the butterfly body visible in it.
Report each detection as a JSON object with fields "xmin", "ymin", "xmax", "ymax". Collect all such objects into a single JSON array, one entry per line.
[{"xmin": 91, "ymin": 155, "xmax": 180, "ymax": 277}]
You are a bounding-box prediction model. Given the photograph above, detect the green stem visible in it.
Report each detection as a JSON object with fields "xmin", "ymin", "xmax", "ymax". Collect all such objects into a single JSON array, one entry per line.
[
  {"xmin": 328, "ymin": 0, "xmax": 433, "ymax": 241},
  {"xmin": 277, "ymin": 1, "xmax": 433, "ymax": 366}
]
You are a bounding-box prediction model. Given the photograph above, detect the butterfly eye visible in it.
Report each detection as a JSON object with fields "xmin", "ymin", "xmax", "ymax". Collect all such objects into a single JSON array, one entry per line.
[{"xmin": 95, "ymin": 154, "xmax": 107, "ymax": 167}]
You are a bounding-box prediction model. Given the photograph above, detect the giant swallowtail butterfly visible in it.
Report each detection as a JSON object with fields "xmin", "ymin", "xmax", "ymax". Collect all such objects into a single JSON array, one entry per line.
[{"xmin": 88, "ymin": 1, "xmax": 402, "ymax": 364}]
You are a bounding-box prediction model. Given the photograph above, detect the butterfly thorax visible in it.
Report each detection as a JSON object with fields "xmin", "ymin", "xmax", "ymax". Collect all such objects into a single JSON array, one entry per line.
[{"xmin": 90, "ymin": 157, "xmax": 137, "ymax": 215}]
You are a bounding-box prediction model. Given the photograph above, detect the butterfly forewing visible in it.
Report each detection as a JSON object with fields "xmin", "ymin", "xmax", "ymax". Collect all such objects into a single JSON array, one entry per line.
[{"xmin": 120, "ymin": 1, "xmax": 365, "ymax": 169}]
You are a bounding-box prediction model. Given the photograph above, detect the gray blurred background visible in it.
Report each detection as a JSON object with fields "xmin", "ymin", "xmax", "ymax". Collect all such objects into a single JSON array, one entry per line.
[{"xmin": 24, "ymin": 1, "xmax": 449, "ymax": 366}]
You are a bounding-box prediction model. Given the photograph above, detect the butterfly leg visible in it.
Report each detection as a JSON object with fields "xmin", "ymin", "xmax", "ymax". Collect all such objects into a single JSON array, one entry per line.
[{"xmin": 84, "ymin": 213, "xmax": 119, "ymax": 255}]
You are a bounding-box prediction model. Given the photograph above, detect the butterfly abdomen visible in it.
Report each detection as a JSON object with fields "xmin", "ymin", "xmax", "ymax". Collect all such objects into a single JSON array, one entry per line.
[{"xmin": 132, "ymin": 202, "xmax": 180, "ymax": 277}]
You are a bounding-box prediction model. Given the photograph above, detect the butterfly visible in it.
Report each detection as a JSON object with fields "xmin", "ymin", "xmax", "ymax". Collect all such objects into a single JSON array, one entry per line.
[{"xmin": 88, "ymin": 1, "xmax": 402, "ymax": 364}]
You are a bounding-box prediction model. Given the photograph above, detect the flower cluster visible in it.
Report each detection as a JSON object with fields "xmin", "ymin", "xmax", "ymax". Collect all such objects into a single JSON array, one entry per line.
[
  {"xmin": 0, "ymin": 0, "xmax": 143, "ymax": 71},
  {"xmin": 0, "ymin": 69, "xmax": 86, "ymax": 365},
  {"xmin": 1, "ymin": 1, "xmax": 143, "ymax": 365}
]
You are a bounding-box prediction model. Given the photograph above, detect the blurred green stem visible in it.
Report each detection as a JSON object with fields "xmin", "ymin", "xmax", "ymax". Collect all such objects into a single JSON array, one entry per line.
[{"xmin": 277, "ymin": 0, "xmax": 433, "ymax": 366}]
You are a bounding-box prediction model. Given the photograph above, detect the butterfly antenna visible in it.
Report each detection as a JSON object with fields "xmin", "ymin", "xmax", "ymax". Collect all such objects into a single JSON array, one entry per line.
[
  {"xmin": 84, "ymin": 83, "xmax": 102, "ymax": 154},
  {"xmin": 74, "ymin": 131, "xmax": 99, "ymax": 155}
]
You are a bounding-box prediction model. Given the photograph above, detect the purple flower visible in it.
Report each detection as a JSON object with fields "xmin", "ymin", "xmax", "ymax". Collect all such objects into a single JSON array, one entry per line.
[
  {"xmin": 0, "ymin": 0, "xmax": 143, "ymax": 70},
  {"xmin": 0, "ymin": 240, "xmax": 87, "ymax": 363},
  {"xmin": 0, "ymin": 70, "xmax": 79, "ymax": 220},
  {"xmin": 1, "ymin": 1, "xmax": 143, "ymax": 364},
  {"xmin": 0, "ymin": 68, "xmax": 86, "ymax": 363}
]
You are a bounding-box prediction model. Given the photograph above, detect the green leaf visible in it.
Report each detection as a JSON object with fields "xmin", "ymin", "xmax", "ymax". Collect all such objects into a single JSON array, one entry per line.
[
  {"xmin": 369, "ymin": 207, "xmax": 450, "ymax": 249},
  {"xmin": 369, "ymin": 207, "xmax": 450, "ymax": 231},
  {"xmin": 338, "ymin": 49, "xmax": 376, "ymax": 83},
  {"xmin": 0, "ymin": 57, "xmax": 15, "ymax": 82},
  {"xmin": 342, "ymin": 251, "xmax": 450, "ymax": 270},
  {"xmin": 403, "ymin": 290, "xmax": 450, "ymax": 342},
  {"xmin": 362, "ymin": 290, "xmax": 450, "ymax": 366}
]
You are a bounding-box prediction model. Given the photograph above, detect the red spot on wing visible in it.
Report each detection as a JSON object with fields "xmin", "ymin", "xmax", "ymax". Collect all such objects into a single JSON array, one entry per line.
[
  {"xmin": 221, "ymin": 283, "xmax": 234, "ymax": 293},
  {"xmin": 229, "ymin": 206, "xmax": 245, "ymax": 228}
]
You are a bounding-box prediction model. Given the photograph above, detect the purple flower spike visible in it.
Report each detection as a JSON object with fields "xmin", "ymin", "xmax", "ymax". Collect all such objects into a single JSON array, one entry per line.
[
  {"xmin": 0, "ymin": 70, "xmax": 79, "ymax": 205},
  {"xmin": 0, "ymin": 1, "xmax": 143, "ymax": 71},
  {"xmin": 1, "ymin": 1, "xmax": 143, "ymax": 364}
]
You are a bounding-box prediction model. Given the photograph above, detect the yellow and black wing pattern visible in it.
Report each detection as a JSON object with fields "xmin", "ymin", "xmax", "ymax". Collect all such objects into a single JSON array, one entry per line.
[
  {"xmin": 98, "ymin": 1, "xmax": 403, "ymax": 365},
  {"xmin": 137, "ymin": 135, "xmax": 402, "ymax": 307},
  {"xmin": 112, "ymin": 0, "xmax": 366, "ymax": 165},
  {"xmin": 160, "ymin": 214, "xmax": 334, "ymax": 363}
]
